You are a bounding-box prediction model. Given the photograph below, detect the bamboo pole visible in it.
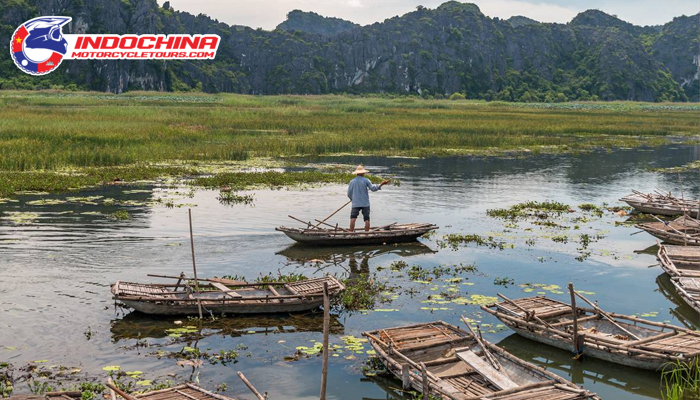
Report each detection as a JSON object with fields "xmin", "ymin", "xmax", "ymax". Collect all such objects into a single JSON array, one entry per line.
[
  {"xmin": 107, "ymin": 377, "xmax": 117, "ymax": 400},
  {"xmin": 460, "ymin": 315, "xmax": 501, "ymax": 370},
  {"xmin": 315, "ymin": 200, "xmax": 352, "ymax": 228},
  {"xmin": 105, "ymin": 383, "xmax": 138, "ymax": 400},
  {"xmin": 189, "ymin": 209, "xmax": 203, "ymax": 320},
  {"xmin": 573, "ymin": 289, "xmax": 640, "ymax": 340},
  {"xmin": 320, "ymin": 282, "xmax": 330, "ymax": 400},
  {"xmin": 420, "ymin": 362, "xmax": 430, "ymax": 398},
  {"xmin": 568, "ymin": 283, "xmax": 581, "ymax": 354},
  {"xmin": 237, "ymin": 372, "xmax": 266, "ymax": 400}
]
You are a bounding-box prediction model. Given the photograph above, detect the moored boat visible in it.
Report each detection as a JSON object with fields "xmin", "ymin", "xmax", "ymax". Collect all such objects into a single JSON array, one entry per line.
[
  {"xmin": 658, "ymin": 244, "xmax": 700, "ymax": 314},
  {"xmin": 363, "ymin": 320, "xmax": 599, "ymax": 400},
  {"xmin": 276, "ymin": 222, "xmax": 437, "ymax": 246},
  {"xmin": 482, "ymin": 293, "xmax": 700, "ymax": 370},
  {"xmin": 111, "ymin": 274, "xmax": 344, "ymax": 315},
  {"xmin": 636, "ymin": 215, "xmax": 700, "ymax": 246},
  {"xmin": 621, "ymin": 191, "xmax": 698, "ymax": 216}
]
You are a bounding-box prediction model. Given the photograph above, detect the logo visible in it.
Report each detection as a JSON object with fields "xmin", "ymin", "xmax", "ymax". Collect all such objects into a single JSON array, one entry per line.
[
  {"xmin": 11, "ymin": 16, "xmax": 71, "ymax": 76},
  {"xmin": 10, "ymin": 16, "xmax": 220, "ymax": 76}
]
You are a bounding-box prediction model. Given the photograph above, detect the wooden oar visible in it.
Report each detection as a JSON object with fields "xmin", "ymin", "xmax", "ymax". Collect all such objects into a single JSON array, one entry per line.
[
  {"xmin": 314, "ymin": 200, "xmax": 351, "ymax": 228},
  {"xmin": 573, "ymin": 289, "xmax": 640, "ymax": 340}
]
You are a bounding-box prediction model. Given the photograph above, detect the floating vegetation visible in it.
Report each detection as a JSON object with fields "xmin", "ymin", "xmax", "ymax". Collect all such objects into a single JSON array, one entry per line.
[
  {"xmin": 25, "ymin": 198, "xmax": 67, "ymax": 206},
  {"xmin": 493, "ymin": 277, "xmax": 515, "ymax": 287},
  {"xmin": 334, "ymin": 274, "xmax": 394, "ymax": 311},
  {"xmin": 109, "ymin": 210, "xmax": 131, "ymax": 221},
  {"xmin": 216, "ymin": 191, "xmax": 254, "ymax": 206},
  {"xmin": 579, "ymin": 203, "xmax": 604, "ymax": 217},
  {"xmin": 652, "ymin": 160, "xmax": 700, "ymax": 174},
  {"xmin": 487, "ymin": 201, "xmax": 571, "ymax": 220},
  {"xmin": 3, "ymin": 212, "xmax": 39, "ymax": 225},
  {"xmin": 520, "ymin": 283, "xmax": 565, "ymax": 295},
  {"xmin": 438, "ymin": 234, "xmax": 510, "ymax": 250}
]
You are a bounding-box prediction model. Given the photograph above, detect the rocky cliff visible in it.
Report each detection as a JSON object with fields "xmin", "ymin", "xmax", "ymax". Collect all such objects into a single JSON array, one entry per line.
[{"xmin": 0, "ymin": 0, "xmax": 697, "ymax": 101}]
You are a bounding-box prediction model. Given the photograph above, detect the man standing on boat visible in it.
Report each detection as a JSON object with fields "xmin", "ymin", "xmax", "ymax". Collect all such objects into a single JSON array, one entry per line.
[{"xmin": 348, "ymin": 165, "xmax": 390, "ymax": 232}]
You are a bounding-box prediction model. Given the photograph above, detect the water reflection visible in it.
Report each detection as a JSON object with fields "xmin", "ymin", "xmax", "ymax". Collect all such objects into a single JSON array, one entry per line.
[
  {"xmin": 656, "ymin": 273, "xmax": 700, "ymax": 329},
  {"xmin": 111, "ymin": 311, "xmax": 345, "ymax": 342},
  {"xmin": 277, "ymin": 242, "xmax": 435, "ymax": 267}
]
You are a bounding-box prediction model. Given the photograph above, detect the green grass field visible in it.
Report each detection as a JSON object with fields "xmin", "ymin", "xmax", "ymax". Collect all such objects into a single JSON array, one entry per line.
[{"xmin": 0, "ymin": 91, "xmax": 698, "ymax": 196}]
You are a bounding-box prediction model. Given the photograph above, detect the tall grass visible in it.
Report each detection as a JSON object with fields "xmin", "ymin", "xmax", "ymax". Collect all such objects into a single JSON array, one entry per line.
[
  {"xmin": 0, "ymin": 91, "xmax": 697, "ymax": 171},
  {"xmin": 662, "ymin": 360, "xmax": 700, "ymax": 400}
]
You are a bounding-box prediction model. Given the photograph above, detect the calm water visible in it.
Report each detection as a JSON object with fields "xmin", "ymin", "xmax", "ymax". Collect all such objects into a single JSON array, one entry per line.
[{"xmin": 2, "ymin": 145, "xmax": 700, "ymax": 400}]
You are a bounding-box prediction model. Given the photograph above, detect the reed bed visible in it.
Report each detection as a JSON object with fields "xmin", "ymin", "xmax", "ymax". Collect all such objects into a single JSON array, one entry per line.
[
  {"xmin": 1, "ymin": 91, "xmax": 698, "ymax": 171},
  {"xmin": 0, "ymin": 91, "xmax": 697, "ymax": 195}
]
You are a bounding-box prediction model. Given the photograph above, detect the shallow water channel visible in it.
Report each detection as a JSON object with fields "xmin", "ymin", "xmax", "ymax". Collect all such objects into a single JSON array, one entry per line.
[{"xmin": 2, "ymin": 144, "xmax": 700, "ymax": 400}]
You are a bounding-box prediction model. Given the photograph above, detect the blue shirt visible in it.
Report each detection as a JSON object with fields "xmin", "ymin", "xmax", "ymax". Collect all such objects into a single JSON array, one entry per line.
[{"xmin": 347, "ymin": 176, "xmax": 381, "ymax": 208}]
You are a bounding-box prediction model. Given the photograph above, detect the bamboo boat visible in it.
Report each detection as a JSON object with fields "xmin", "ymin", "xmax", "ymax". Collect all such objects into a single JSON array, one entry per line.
[
  {"xmin": 276, "ymin": 222, "xmax": 437, "ymax": 246},
  {"xmin": 363, "ymin": 321, "xmax": 599, "ymax": 400},
  {"xmin": 482, "ymin": 294, "xmax": 700, "ymax": 370},
  {"xmin": 621, "ymin": 191, "xmax": 699, "ymax": 216},
  {"xmin": 658, "ymin": 244, "xmax": 700, "ymax": 315},
  {"xmin": 13, "ymin": 384, "xmax": 242, "ymax": 400},
  {"xmin": 111, "ymin": 275, "xmax": 344, "ymax": 315},
  {"xmin": 111, "ymin": 384, "xmax": 239, "ymax": 400},
  {"xmin": 636, "ymin": 215, "xmax": 700, "ymax": 246}
]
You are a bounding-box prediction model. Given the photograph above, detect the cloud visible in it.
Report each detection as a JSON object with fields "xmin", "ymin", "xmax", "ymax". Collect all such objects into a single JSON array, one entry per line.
[
  {"xmin": 162, "ymin": 0, "xmax": 698, "ymax": 30},
  {"xmin": 469, "ymin": 0, "xmax": 579, "ymax": 23}
]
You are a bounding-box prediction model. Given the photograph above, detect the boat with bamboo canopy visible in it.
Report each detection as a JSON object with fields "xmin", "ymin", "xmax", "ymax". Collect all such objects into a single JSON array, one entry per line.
[
  {"xmin": 621, "ymin": 190, "xmax": 699, "ymax": 216},
  {"xmin": 482, "ymin": 287, "xmax": 700, "ymax": 370},
  {"xmin": 636, "ymin": 215, "xmax": 700, "ymax": 246},
  {"xmin": 111, "ymin": 273, "xmax": 344, "ymax": 316},
  {"xmin": 658, "ymin": 244, "xmax": 700, "ymax": 314},
  {"xmin": 363, "ymin": 320, "xmax": 599, "ymax": 400}
]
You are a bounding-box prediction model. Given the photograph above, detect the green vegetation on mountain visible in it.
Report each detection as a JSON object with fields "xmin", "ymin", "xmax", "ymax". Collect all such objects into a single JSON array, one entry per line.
[
  {"xmin": 276, "ymin": 10, "xmax": 359, "ymax": 36},
  {"xmin": 0, "ymin": 0, "xmax": 698, "ymax": 101}
]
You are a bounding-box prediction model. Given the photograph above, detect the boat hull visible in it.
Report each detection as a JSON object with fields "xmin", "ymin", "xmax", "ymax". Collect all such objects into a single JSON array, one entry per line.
[
  {"xmin": 279, "ymin": 230, "xmax": 428, "ymax": 245},
  {"xmin": 506, "ymin": 325, "xmax": 663, "ymax": 371},
  {"xmin": 120, "ymin": 298, "xmax": 325, "ymax": 315}
]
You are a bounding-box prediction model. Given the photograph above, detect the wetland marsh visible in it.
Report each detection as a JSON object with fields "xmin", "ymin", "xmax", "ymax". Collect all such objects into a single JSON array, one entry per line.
[
  {"xmin": 1, "ymin": 92, "xmax": 700, "ymax": 400},
  {"xmin": 1, "ymin": 143, "xmax": 700, "ymax": 400}
]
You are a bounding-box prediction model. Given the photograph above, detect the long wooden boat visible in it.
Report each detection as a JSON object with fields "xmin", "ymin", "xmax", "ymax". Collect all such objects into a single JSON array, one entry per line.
[
  {"xmin": 12, "ymin": 383, "xmax": 240, "ymax": 400},
  {"xmin": 114, "ymin": 384, "xmax": 239, "ymax": 400},
  {"xmin": 112, "ymin": 275, "xmax": 344, "ymax": 315},
  {"xmin": 636, "ymin": 216, "xmax": 700, "ymax": 246},
  {"xmin": 482, "ymin": 295, "xmax": 700, "ymax": 370},
  {"xmin": 276, "ymin": 222, "xmax": 437, "ymax": 246},
  {"xmin": 657, "ymin": 244, "xmax": 700, "ymax": 315},
  {"xmin": 621, "ymin": 191, "xmax": 698, "ymax": 216},
  {"xmin": 363, "ymin": 321, "xmax": 599, "ymax": 400}
]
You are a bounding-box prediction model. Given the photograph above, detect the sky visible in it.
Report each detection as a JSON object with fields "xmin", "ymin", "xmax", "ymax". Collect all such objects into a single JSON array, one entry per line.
[{"xmin": 163, "ymin": 0, "xmax": 699, "ymax": 30}]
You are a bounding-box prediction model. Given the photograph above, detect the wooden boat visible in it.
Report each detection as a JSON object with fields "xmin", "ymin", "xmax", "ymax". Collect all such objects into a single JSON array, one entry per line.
[
  {"xmin": 111, "ymin": 275, "xmax": 344, "ymax": 315},
  {"xmin": 110, "ymin": 384, "xmax": 239, "ymax": 400},
  {"xmin": 621, "ymin": 191, "xmax": 698, "ymax": 216},
  {"xmin": 12, "ymin": 384, "xmax": 242, "ymax": 400},
  {"xmin": 363, "ymin": 321, "xmax": 599, "ymax": 400},
  {"xmin": 636, "ymin": 215, "xmax": 700, "ymax": 246},
  {"xmin": 657, "ymin": 244, "xmax": 700, "ymax": 315},
  {"xmin": 276, "ymin": 222, "xmax": 437, "ymax": 246},
  {"xmin": 482, "ymin": 294, "xmax": 700, "ymax": 370}
]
